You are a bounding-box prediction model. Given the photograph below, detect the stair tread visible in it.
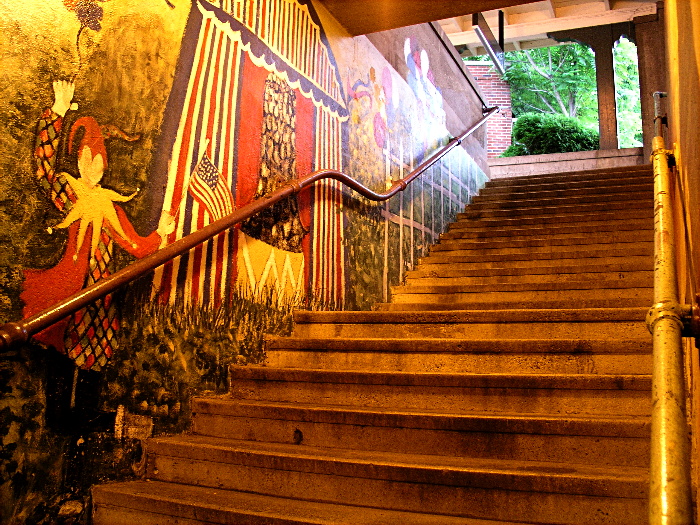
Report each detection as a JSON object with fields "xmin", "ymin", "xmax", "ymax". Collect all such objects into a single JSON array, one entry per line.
[
  {"xmin": 194, "ymin": 397, "xmax": 650, "ymax": 433},
  {"xmin": 268, "ymin": 337, "xmax": 651, "ymax": 355},
  {"xmin": 94, "ymin": 479, "xmax": 522, "ymax": 525},
  {"xmin": 148, "ymin": 433, "xmax": 648, "ymax": 496},
  {"xmin": 292, "ymin": 307, "xmax": 649, "ymax": 323},
  {"xmin": 229, "ymin": 366, "xmax": 652, "ymax": 389}
]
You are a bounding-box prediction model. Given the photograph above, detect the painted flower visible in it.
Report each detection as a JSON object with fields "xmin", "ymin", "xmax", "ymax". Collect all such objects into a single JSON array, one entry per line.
[{"xmin": 63, "ymin": 0, "xmax": 104, "ymax": 32}]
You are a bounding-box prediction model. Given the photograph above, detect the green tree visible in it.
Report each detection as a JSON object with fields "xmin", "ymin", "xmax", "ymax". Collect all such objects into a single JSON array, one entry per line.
[
  {"xmin": 502, "ymin": 43, "xmax": 598, "ymax": 127},
  {"xmin": 614, "ymin": 37, "xmax": 643, "ymax": 147}
]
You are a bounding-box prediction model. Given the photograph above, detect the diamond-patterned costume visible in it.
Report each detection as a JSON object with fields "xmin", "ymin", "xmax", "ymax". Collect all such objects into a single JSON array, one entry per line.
[{"xmin": 22, "ymin": 108, "xmax": 161, "ymax": 371}]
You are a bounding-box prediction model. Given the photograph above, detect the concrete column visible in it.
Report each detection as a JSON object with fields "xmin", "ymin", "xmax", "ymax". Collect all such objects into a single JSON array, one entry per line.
[{"xmin": 634, "ymin": 2, "xmax": 667, "ymax": 159}]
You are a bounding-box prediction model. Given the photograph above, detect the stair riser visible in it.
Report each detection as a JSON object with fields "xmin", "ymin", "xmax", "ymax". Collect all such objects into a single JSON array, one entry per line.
[
  {"xmin": 486, "ymin": 167, "xmax": 650, "ymax": 187},
  {"xmin": 435, "ymin": 232, "xmax": 652, "ymax": 250},
  {"xmin": 417, "ymin": 255, "xmax": 653, "ymax": 271},
  {"xmin": 429, "ymin": 241, "xmax": 653, "ymax": 257},
  {"xmin": 92, "ymin": 506, "xmax": 213, "ymax": 525},
  {"xmin": 458, "ymin": 200, "xmax": 649, "ymax": 220},
  {"xmin": 291, "ymin": 321, "xmax": 650, "ymax": 340},
  {"xmin": 265, "ymin": 349, "xmax": 651, "ymax": 375},
  {"xmin": 408, "ymin": 263, "xmax": 651, "ymax": 279},
  {"xmin": 468, "ymin": 192, "xmax": 652, "ymax": 211},
  {"xmin": 442, "ymin": 223, "xmax": 653, "ymax": 241},
  {"xmin": 229, "ymin": 378, "xmax": 651, "ymax": 416},
  {"xmin": 478, "ymin": 182, "xmax": 652, "ymax": 200},
  {"xmin": 193, "ymin": 412, "xmax": 649, "ymax": 468},
  {"xmin": 147, "ymin": 454, "xmax": 646, "ymax": 524},
  {"xmin": 403, "ymin": 271, "xmax": 652, "ymax": 287},
  {"xmin": 391, "ymin": 288, "xmax": 652, "ymax": 306},
  {"xmin": 453, "ymin": 210, "xmax": 653, "ymax": 229}
]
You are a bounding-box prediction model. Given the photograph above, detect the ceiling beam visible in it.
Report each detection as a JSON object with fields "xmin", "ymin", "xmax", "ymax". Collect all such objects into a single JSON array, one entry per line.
[
  {"xmin": 315, "ymin": 0, "xmax": 540, "ymax": 36},
  {"xmin": 446, "ymin": 3, "xmax": 655, "ymax": 46}
]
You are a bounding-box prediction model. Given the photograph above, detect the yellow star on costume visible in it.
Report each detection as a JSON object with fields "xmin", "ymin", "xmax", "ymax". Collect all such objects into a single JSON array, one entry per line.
[{"xmin": 51, "ymin": 173, "xmax": 139, "ymax": 260}]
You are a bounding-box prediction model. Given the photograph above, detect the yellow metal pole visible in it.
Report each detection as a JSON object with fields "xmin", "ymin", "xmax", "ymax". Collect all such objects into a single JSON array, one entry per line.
[{"xmin": 647, "ymin": 134, "xmax": 693, "ymax": 525}]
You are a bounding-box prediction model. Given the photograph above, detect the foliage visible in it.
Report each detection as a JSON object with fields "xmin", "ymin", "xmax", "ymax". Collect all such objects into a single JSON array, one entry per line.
[
  {"xmin": 100, "ymin": 284, "xmax": 317, "ymax": 433},
  {"xmin": 501, "ymin": 112, "xmax": 599, "ymax": 157},
  {"xmin": 614, "ymin": 37, "xmax": 643, "ymax": 148},
  {"xmin": 503, "ymin": 43, "xmax": 598, "ymax": 126}
]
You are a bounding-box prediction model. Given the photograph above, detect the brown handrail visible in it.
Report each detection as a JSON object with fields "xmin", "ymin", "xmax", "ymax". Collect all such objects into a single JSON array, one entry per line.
[{"xmin": 0, "ymin": 107, "xmax": 498, "ymax": 351}]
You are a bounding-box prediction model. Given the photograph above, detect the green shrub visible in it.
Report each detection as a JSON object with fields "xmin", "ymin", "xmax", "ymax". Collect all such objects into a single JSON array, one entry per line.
[{"xmin": 502, "ymin": 112, "xmax": 599, "ymax": 157}]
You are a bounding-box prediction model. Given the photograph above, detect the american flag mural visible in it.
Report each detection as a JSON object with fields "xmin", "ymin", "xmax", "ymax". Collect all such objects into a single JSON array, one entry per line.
[
  {"xmin": 189, "ymin": 152, "xmax": 235, "ymax": 221},
  {"xmin": 152, "ymin": 0, "xmax": 348, "ymax": 306}
]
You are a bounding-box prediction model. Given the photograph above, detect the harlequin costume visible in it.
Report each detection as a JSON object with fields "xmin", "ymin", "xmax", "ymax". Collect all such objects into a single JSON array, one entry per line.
[{"xmin": 22, "ymin": 108, "xmax": 161, "ymax": 370}]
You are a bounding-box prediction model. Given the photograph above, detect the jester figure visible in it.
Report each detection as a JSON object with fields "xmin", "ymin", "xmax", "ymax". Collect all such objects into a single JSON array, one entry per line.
[{"xmin": 22, "ymin": 80, "xmax": 174, "ymax": 373}]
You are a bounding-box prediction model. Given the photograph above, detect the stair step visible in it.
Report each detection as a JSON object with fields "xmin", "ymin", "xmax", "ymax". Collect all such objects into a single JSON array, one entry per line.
[
  {"xmin": 478, "ymin": 179, "xmax": 652, "ymax": 198},
  {"xmin": 290, "ymin": 308, "xmax": 651, "ymax": 340},
  {"xmin": 408, "ymin": 261, "xmax": 651, "ymax": 279},
  {"xmin": 143, "ymin": 435, "xmax": 647, "ymax": 524},
  {"xmin": 93, "ymin": 480, "xmax": 517, "ymax": 525},
  {"xmin": 266, "ymin": 336, "xmax": 651, "ymax": 375},
  {"xmin": 230, "ymin": 366, "xmax": 651, "ymax": 416},
  {"xmin": 434, "ymin": 231, "xmax": 651, "ymax": 253},
  {"xmin": 468, "ymin": 190, "xmax": 651, "ymax": 211},
  {"xmin": 458, "ymin": 199, "xmax": 649, "ymax": 220},
  {"xmin": 404, "ymin": 270, "xmax": 652, "ymax": 287},
  {"xmin": 485, "ymin": 165, "xmax": 651, "ymax": 187},
  {"xmin": 421, "ymin": 246, "xmax": 653, "ymax": 266},
  {"xmin": 453, "ymin": 208, "xmax": 653, "ymax": 229},
  {"xmin": 443, "ymin": 218, "xmax": 653, "ymax": 240},
  {"xmin": 429, "ymin": 241, "xmax": 653, "ymax": 258},
  {"xmin": 191, "ymin": 399, "xmax": 650, "ymax": 466}
]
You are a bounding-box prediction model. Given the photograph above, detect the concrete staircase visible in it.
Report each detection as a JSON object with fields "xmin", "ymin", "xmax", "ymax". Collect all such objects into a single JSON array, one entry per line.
[{"xmin": 93, "ymin": 165, "xmax": 654, "ymax": 524}]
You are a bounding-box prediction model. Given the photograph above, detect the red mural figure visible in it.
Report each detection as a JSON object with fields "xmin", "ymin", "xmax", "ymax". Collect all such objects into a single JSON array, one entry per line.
[{"xmin": 23, "ymin": 80, "xmax": 174, "ymax": 370}]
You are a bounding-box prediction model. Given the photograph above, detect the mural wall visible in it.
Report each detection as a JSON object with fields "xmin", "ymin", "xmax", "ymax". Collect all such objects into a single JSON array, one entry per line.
[{"xmin": 0, "ymin": 0, "xmax": 488, "ymax": 522}]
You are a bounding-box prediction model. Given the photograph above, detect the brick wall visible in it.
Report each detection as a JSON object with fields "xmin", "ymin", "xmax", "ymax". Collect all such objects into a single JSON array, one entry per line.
[{"xmin": 465, "ymin": 63, "xmax": 512, "ymax": 158}]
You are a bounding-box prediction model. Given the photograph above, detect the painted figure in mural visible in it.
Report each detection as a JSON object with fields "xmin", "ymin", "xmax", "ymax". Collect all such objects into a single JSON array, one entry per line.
[{"xmin": 23, "ymin": 80, "xmax": 175, "ymax": 372}]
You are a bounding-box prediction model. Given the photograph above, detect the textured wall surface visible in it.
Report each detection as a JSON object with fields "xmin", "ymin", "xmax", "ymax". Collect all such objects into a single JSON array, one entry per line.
[{"xmin": 0, "ymin": 1, "xmax": 488, "ymax": 522}]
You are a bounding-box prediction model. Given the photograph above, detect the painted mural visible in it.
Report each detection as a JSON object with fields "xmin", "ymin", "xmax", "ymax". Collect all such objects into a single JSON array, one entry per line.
[{"xmin": 0, "ymin": 0, "xmax": 487, "ymax": 522}]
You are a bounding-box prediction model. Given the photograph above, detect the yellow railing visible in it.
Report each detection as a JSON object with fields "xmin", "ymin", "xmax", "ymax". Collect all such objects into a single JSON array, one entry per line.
[{"xmin": 646, "ymin": 91, "xmax": 693, "ymax": 525}]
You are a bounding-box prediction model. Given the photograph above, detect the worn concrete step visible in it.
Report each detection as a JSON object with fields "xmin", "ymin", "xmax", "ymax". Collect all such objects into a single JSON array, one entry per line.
[
  {"xmin": 290, "ymin": 308, "xmax": 650, "ymax": 341},
  {"xmin": 229, "ymin": 366, "xmax": 651, "ymax": 417},
  {"xmin": 453, "ymin": 208, "xmax": 653, "ymax": 230},
  {"xmin": 92, "ymin": 480, "xmax": 518, "ymax": 525},
  {"xmin": 408, "ymin": 261, "xmax": 651, "ymax": 280},
  {"xmin": 391, "ymin": 286, "xmax": 652, "ymax": 306},
  {"xmin": 420, "ymin": 246, "xmax": 653, "ymax": 267},
  {"xmin": 458, "ymin": 199, "xmax": 649, "ymax": 220},
  {"xmin": 479, "ymin": 178, "xmax": 652, "ymax": 198},
  {"xmin": 290, "ymin": 308, "xmax": 651, "ymax": 340},
  {"xmin": 432, "ymin": 231, "xmax": 652, "ymax": 253},
  {"xmin": 442, "ymin": 218, "xmax": 653, "ymax": 240},
  {"xmin": 266, "ymin": 336, "xmax": 651, "ymax": 375},
  {"xmin": 485, "ymin": 165, "xmax": 651, "ymax": 188},
  {"xmin": 144, "ymin": 435, "xmax": 647, "ymax": 524},
  {"xmin": 393, "ymin": 276, "xmax": 653, "ymax": 292},
  {"xmin": 427, "ymin": 241, "xmax": 653, "ymax": 259},
  {"xmin": 403, "ymin": 270, "xmax": 652, "ymax": 288},
  {"xmin": 191, "ymin": 399, "xmax": 650, "ymax": 467},
  {"xmin": 467, "ymin": 190, "xmax": 651, "ymax": 212}
]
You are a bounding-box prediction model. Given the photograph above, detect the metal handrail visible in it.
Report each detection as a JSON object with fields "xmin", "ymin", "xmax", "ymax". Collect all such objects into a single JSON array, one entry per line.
[
  {"xmin": 0, "ymin": 107, "xmax": 498, "ymax": 351},
  {"xmin": 646, "ymin": 92, "xmax": 692, "ymax": 524}
]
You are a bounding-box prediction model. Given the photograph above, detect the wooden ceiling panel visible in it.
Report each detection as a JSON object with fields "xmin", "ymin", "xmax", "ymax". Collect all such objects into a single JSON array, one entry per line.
[{"xmin": 315, "ymin": 0, "xmax": 539, "ymax": 35}]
